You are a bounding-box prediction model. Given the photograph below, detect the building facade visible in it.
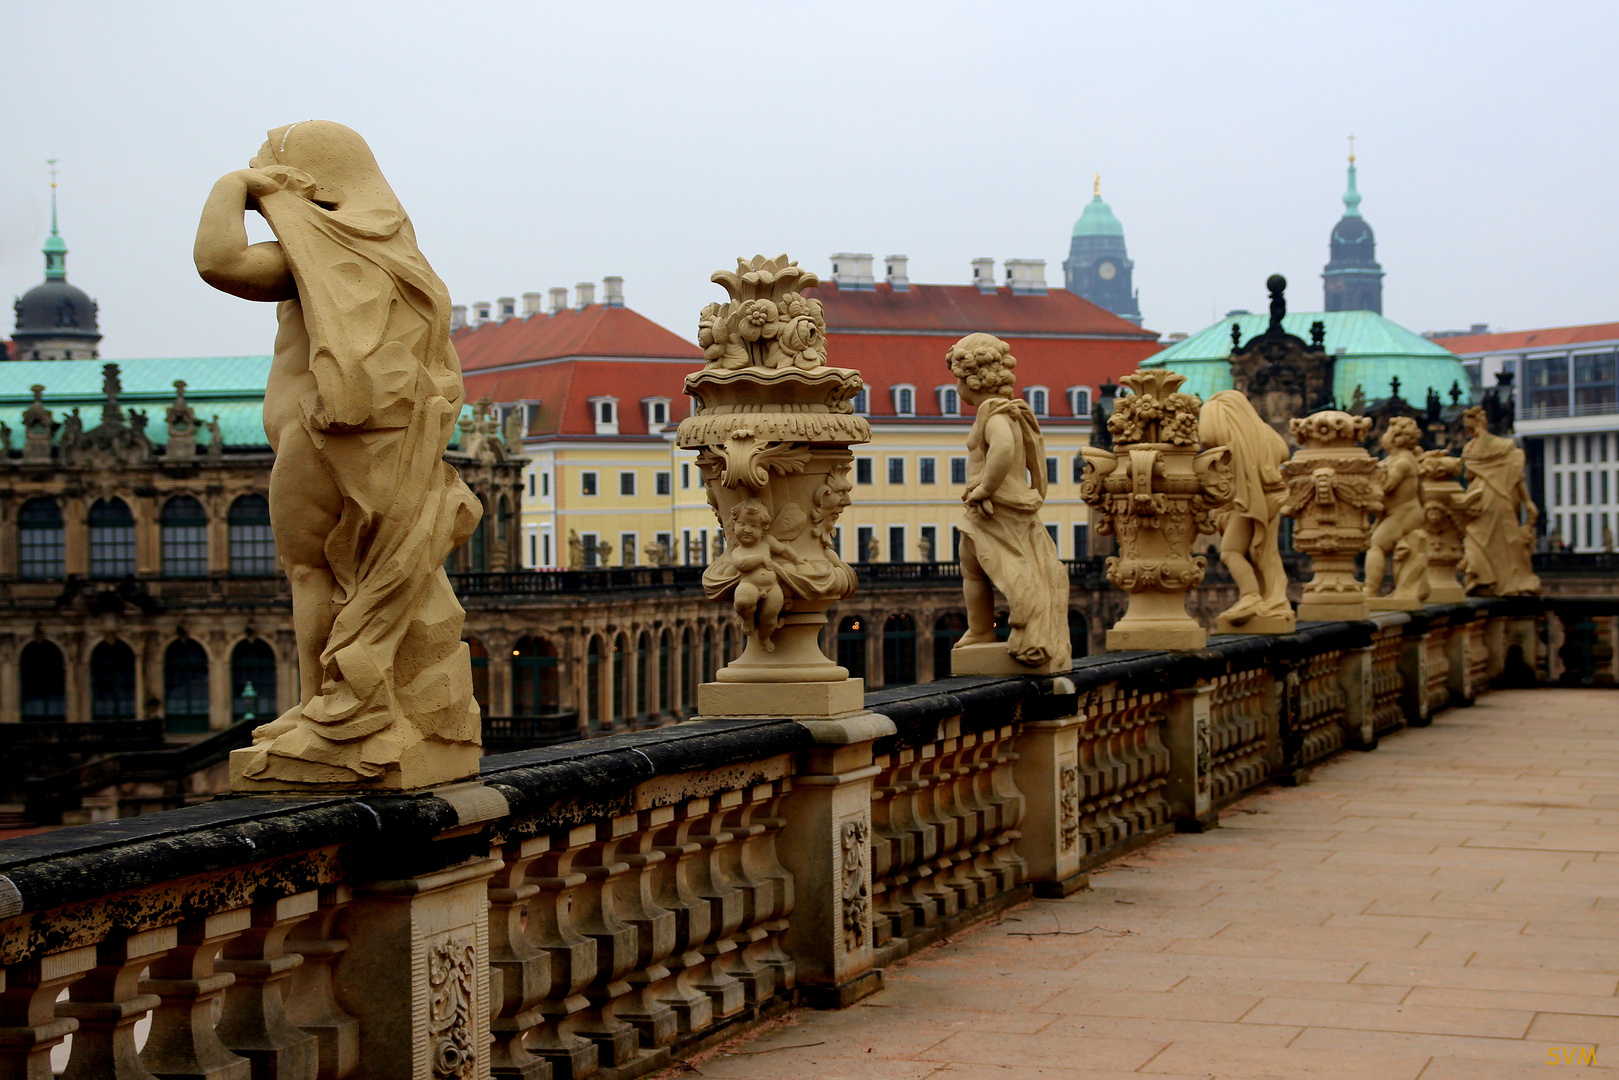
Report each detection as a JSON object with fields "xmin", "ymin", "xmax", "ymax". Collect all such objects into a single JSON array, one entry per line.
[{"xmin": 1061, "ymin": 177, "xmax": 1143, "ymax": 325}]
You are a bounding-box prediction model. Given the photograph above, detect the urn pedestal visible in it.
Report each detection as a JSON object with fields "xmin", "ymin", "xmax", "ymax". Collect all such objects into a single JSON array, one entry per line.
[
  {"xmin": 1282, "ymin": 412, "xmax": 1380, "ymax": 622},
  {"xmin": 1418, "ymin": 450, "xmax": 1469, "ymax": 604}
]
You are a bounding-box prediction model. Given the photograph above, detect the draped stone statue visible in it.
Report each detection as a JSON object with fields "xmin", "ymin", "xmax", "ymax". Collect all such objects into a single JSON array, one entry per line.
[
  {"xmin": 1459, "ymin": 406, "xmax": 1540, "ymax": 596},
  {"xmin": 1366, "ymin": 416, "xmax": 1428, "ymax": 609},
  {"xmin": 197, "ymin": 121, "xmax": 482, "ymax": 790},
  {"xmin": 946, "ymin": 333, "xmax": 1070, "ymax": 673},
  {"xmin": 1198, "ymin": 390, "xmax": 1293, "ymax": 634}
]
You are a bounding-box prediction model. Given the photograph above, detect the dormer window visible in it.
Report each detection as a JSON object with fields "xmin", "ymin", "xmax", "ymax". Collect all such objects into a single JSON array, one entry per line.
[
  {"xmin": 892, "ymin": 385, "xmax": 916, "ymax": 416},
  {"xmin": 642, "ymin": 397, "xmax": 671, "ymax": 429},
  {"xmin": 1025, "ymin": 386, "xmax": 1049, "ymax": 416},
  {"xmin": 936, "ymin": 386, "xmax": 960, "ymax": 416},
  {"xmin": 851, "ymin": 388, "xmax": 869, "ymax": 415},
  {"xmin": 1067, "ymin": 386, "xmax": 1092, "ymax": 417},
  {"xmin": 588, "ymin": 396, "xmax": 620, "ymax": 436}
]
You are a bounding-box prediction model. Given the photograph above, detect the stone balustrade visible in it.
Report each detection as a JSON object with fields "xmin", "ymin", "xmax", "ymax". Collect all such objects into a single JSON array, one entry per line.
[{"xmin": 0, "ymin": 597, "xmax": 1611, "ymax": 1079}]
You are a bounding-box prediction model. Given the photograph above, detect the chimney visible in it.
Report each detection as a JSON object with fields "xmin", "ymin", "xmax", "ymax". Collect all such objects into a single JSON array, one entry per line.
[
  {"xmin": 549, "ymin": 287, "xmax": 568, "ymax": 315},
  {"xmin": 473, "ymin": 300, "xmax": 492, "ymax": 324},
  {"xmin": 829, "ymin": 253, "xmax": 875, "ymax": 289},
  {"xmin": 884, "ymin": 255, "xmax": 910, "ymax": 291},
  {"xmin": 450, "ymin": 304, "xmax": 467, "ymax": 331},
  {"xmin": 602, "ymin": 276, "xmax": 624, "ymax": 307},
  {"xmin": 497, "ymin": 296, "xmax": 517, "ymax": 320},
  {"xmin": 1004, "ymin": 258, "xmax": 1048, "ymax": 295},
  {"xmin": 522, "ymin": 291, "xmax": 544, "ymax": 316},
  {"xmin": 575, "ymin": 282, "xmax": 596, "ymax": 308},
  {"xmin": 971, "ymin": 258, "xmax": 995, "ymax": 292}
]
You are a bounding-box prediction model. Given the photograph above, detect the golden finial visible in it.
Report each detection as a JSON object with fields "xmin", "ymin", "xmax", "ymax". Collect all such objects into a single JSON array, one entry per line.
[
  {"xmin": 1347, "ymin": 134, "xmax": 1356, "ymax": 163},
  {"xmin": 1093, "ymin": 172, "xmax": 1101, "ymax": 198}
]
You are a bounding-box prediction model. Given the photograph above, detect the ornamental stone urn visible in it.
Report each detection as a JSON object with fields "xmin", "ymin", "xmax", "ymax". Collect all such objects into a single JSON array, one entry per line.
[
  {"xmin": 1281, "ymin": 411, "xmax": 1381, "ymax": 621},
  {"xmin": 1079, "ymin": 369, "xmax": 1233, "ymax": 651},
  {"xmin": 1417, "ymin": 449, "xmax": 1468, "ymax": 603},
  {"xmin": 677, "ymin": 255, "xmax": 871, "ymax": 717}
]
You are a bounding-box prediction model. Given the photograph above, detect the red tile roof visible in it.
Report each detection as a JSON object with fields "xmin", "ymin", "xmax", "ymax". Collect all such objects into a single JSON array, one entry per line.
[
  {"xmin": 451, "ymin": 304, "xmax": 702, "ymax": 371},
  {"xmin": 806, "ymin": 281, "xmax": 1159, "ymax": 339},
  {"xmin": 1439, "ymin": 322, "xmax": 1619, "ymax": 355},
  {"xmin": 462, "ymin": 359, "xmax": 694, "ymax": 439}
]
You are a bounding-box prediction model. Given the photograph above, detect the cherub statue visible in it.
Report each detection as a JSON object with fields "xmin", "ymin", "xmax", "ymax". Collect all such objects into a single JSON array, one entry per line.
[
  {"xmin": 567, "ymin": 529, "xmax": 584, "ymax": 569},
  {"xmin": 1366, "ymin": 416, "xmax": 1426, "ymax": 602},
  {"xmin": 945, "ymin": 333, "xmax": 1070, "ymax": 671},
  {"xmin": 704, "ymin": 499, "xmax": 800, "ymax": 651},
  {"xmin": 1198, "ymin": 391, "xmax": 1293, "ymax": 632}
]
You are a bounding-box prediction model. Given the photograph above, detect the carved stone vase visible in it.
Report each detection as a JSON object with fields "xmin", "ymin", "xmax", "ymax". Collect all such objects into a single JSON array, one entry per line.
[
  {"xmin": 676, "ymin": 255, "xmax": 871, "ymax": 716},
  {"xmin": 1080, "ymin": 369, "xmax": 1232, "ymax": 651},
  {"xmin": 1417, "ymin": 450, "xmax": 1468, "ymax": 603},
  {"xmin": 1281, "ymin": 411, "xmax": 1380, "ymax": 621}
]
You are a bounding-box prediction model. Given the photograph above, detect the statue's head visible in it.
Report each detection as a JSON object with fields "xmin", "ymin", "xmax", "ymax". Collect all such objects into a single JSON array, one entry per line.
[
  {"xmin": 729, "ymin": 499, "xmax": 772, "ymax": 546},
  {"xmin": 252, "ymin": 121, "xmax": 398, "ymax": 214},
  {"xmin": 1381, "ymin": 416, "xmax": 1423, "ymax": 452},
  {"xmin": 945, "ymin": 333, "xmax": 1017, "ymax": 403},
  {"xmin": 1462, "ymin": 406, "xmax": 1488, "ymax": 436}
]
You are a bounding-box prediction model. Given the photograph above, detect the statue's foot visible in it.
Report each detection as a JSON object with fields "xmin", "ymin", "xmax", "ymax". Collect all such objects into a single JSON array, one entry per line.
[
  {"xmin": 956, "ymin": 631, "xmax": 998, "ymax": 648},
  {"xmin": 1222, "ymin": 596, "xmax": 1261, "ymax": 625}
]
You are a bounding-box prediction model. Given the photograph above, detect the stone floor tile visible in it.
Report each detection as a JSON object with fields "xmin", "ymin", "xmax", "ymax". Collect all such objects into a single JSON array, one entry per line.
[
  {"xmin": 1033, "ymin": 987, "xmax": 1262, "ymax": 1022},
  {"xmin": 1291, "ymin": 1025, "xmax": 1573, "ymax": 1064},
  {"xmin": 1417, "ymin": 1056, "xmax": 1612, "ymax": 1079},
  {"xmin": 1170, "ymin": 975, "xmax": 1412, "ymax": 1004},
  {"xmin": 926, "ymin": 1066, "xmax": 1206, "ymax": 1080},
  {"xmin": 913, "ymin": 1031, "xmax": 1167, "ymax": 1071},
  {"xmin": 1353, "ymin": 961, "xmax": 1618, "ymax": 995},
  {"xmin": 1528, "ymin": 1012, "xmax": 1619, "ymax": 1045},
  {"xmin": 1139, "ymin": 1043, "xmax": 1430, "ymax": 1079},
  {"xmin": 1039, "ymin": 1013, "xmax": 1301, "ymax": 1046},
  {"xmin": 1407, "ymin": 984, "xmax": 1619, "ymax": 1017},
  {"xmin": 1240, "ymin": 996, "xmax": 1532, "ymax": 1037}
]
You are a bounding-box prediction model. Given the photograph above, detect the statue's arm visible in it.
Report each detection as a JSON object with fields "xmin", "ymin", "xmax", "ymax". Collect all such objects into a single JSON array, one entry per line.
[
  {"xmin": 194, "ymin": 172, "xmax": 296, "ymax": 302},
  {"xmin": 966, "ymin": 413, "xmax": 1017, "ymax": 503}
]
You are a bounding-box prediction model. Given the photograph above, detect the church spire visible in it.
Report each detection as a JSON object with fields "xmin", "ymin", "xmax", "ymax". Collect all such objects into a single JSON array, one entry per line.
[
  {"xmin": 43, "ymin": 159, "xmax": 67, "ymax": 281},
  {"xmin": 1342, "ymin": 139, "xmax": 1363, "ymax": 219}
]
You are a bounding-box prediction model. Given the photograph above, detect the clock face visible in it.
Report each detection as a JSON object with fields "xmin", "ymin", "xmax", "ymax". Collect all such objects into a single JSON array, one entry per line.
[{"xmin": 1097, "ymin": 261, "xmax": 1117, "ymax": 281}]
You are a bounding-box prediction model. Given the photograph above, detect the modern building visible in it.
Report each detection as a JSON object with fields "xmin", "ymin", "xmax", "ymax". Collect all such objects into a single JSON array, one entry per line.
[
  {"xmin": 1322, "ymin": 152, "xmax": 1385, "ymax": 314},
  {"xmin": 1442, "ymin": 322, "xmax": 1619, "ymax": 550},
  {"xmin": 1062, "ymin": 177, "xmax": 1143, "ymax": 325}
]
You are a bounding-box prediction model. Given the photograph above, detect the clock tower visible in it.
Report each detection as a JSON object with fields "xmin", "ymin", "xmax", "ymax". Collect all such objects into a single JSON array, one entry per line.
[
  {"xmin": 1063, "ymin": 175, "xmax": 1142, "ymax": 325},
  {"xmin": 1322, "ymin": 146, "xmax": 1384, "ymax": 313}
]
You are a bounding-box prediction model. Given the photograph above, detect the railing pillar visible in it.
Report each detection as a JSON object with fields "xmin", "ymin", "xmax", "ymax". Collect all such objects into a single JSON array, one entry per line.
[
  {"xmin": 1398, "ymin": 616, "xmax": 1433, "ymax": 728},
  {"xmin": 1163, "ymin": 682, "xmax": 1217, "ymax": 832},
  {"xmin": 58, "ymin": 926, "xmax": 176, "ymax": 1080},
  {"xmin": 335, "ymin": 857, "xmax": 502, "ymax": 1080},
  {"xmin": 284, "ymin": 887, "xmax": 359, "ymax": 1080},
  {"xmin": 778, "ymin": 712, "xmax": 894, "ymax": 1008},
  {"xmin": 1338, "ymin": 643, "xmax": 1377, "ymax": 750},
  {"xmin": 1446, "ymin": 612, "xmax": 1477, "ymax": 706},
  {"xmin": 1013, "ymin": 685, "xmax": 1087, "ymax": 897},
  {"xmin": 0, "ymin": 945, "xmax": 95, "ymax": 1080},
  {"xmin": 140, "ymin": 908, "xmax": 251, "ymax": 1080}
]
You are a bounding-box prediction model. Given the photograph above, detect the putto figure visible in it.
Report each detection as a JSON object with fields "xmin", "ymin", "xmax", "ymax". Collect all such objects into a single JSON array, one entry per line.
[
  {"xmin": 196, "ymin": 121, "xmax": 482, "ymax": 789},
  {"xmin": 1459, "ymin": 406, "xmax": 1541, "ymax": 596},
  {"xmin": 1197, "ymin": 391, "xmax": 1293, "ymax": 633},
  {"xmin": 945, "ymin": 333, "xmax": 1070, "ymax": 673},
  {"xmin": 706, "ymin": 498, "xmax": 801, "ymax": 651},
  {"xmin": 1365, "ymin": 416, "xmax": 1428, "ymax": 609}
]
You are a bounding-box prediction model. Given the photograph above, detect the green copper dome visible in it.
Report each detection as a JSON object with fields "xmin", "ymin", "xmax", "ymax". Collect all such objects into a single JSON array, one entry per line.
[{"xmin": 1072, "ymin": 194, "xmax": 1124, "ymax": 238}]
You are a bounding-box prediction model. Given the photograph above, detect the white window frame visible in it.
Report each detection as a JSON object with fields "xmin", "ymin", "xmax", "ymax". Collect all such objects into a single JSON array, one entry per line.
[
  {"xmin": 588, "ymin": 395, "xmax": 620, "ymax": 436},
  {"xmin": 891, "ymin": 384, "xmax": 916, "ymax": 416},
  {"xmin": 619, "ymin": 471, "xmax": 637, "ymax": 497},
  {"xmin": 642, "ymin": 396, "xmax": 671, "ymax": 429},
  {"xmin": 936, "ymin": 385, "xmax": 960, "ymax": 416},
  {"xmin": 581, "ymin": 471, "xmax": 598, "ymax": 496},
  {"xmin": 851, "ymin": 388, "xmax": 869, "ymax": 415},
  {"xmin": 1067, "ymin": 385, "xmax": 1092, "ymax": 417},
  {"xmin": 887, "ymin": 456, "xmax": 906, "ymax": 484},
  {"xmin": 1025, "ymin": 385, "xmax": 1049, "ymax": 416}
]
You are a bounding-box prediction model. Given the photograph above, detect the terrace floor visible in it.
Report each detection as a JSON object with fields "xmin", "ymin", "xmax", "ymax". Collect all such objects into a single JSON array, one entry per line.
[{"xmin": 659, "ymin": 688, "xmax": 1619, "ymax": 1079}]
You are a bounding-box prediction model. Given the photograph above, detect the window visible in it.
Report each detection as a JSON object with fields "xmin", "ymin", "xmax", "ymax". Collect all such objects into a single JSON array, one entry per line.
[
  {"xmin": 646, "ymin": 399, "xmax": 669, "ymax": 426},
  {"xmin": 933, "ymin": 613, "xmax": 967, "ymax": 677},
  {"xmin": 589, "ymin": 397, "xmax": 619, "ymax": 435},
  {"xmin": 1073, "ymin": 523, "xmax": 1090, "ymax": 558},
  {"xmin": 165, "ymin": 639, "xmax": 210, "ymax": 734},
  {"xmin": 1046, "ymin": 523, "xmax": 1059, "ymax": 551},
  {"xmin": 620, "ymin": 471, "xmax": 636, "ymax": 496},
  {"xmin": 620, "ymin": 532, "xmax": 636, "ymax": 566},
  {"xmin": 919, "ymin": 457, "xmax": 937, "ymax": 484},
  {"xmin": 887, "ymin": 457, "xmax": 905, "ymax": 484},
  {"xmin": 1072, "ymin": 454, "xmax": 1085, "ymax": 482},
  {"xmin": 855, "ymin": 458, "xmax": 874, "ymax": 484},
  {"xmin": 1554, "ymin": 474, "xmax": 1563, "ymax": 505},
  {"xmin": 511, "ymin": 636, "xmax": 560, "ymax": 716},
  {"xmin": 161, "ymin": 496, "xmax": 209, "ymax": 577},
  {"xmin": 920, "ymin": 525, "xmax": 937, "ymax": 561},
  {"xmin": 950, "ymin": 457, "xmax": 967, "ymax": 485},
  {"xmin": 938, "ymin": 387, "xmax": 960, "ymax": 416},
  {"xmin": 228, "ymin": 494, "xmax": 277, "ymax": 577},
  {"xmin": 91, "ymin": 640, "xmax": 136, "ymax": 720},
  {"xmin": 888, "ymin": 526, "xmax": 905, "ymax": 562},
  {"xmin": 893, "ymin": 386, "xmax": 915, "ymax": 415},
  {"xmin": 599, "ymin": 401, "xmax": 615, "ymax": 424},
  {"xmin": 89, "ymin": 498, "xmax": 136, "ymax": 578},
  {"xmin": 528, "ymin": 533, "xmax": 536, "ymax": 566},
  {"xmin": 831, "ymin": 526, "xmax": 842, "ymax": 556},
  {"xmin": 527, "ymin": 472, "xmax": 536, "ymax": 498},
  {"xmin": 655, "ymin": 532, "xmax": 673, "ymax": 562},
  {"xmin": 582, "ymin": 533, "xmax": 600, "ymax": 567},
  {"xmin": 681, "ymin": 463, "xmax": 691, "ymax": 489},
  {"xmin": 1025, "ymin": 387, "xmax": 1048, "ymax": 415},
  {"xmin": 541, "ymin": 471, "xmax": 551, "ymax": 498},
  {"xmin": 1069, "ymin": 387, "xmax": 1091, "ymax": 416},
  {"xmin": 836, "ymin": 617, "xmax": 866, "ymax": 679},
  {"xmin": 1046, "ymin": 457, "xmax": 1058, "ymax": 484},
  {"xmin": 582, "ymin": 472, "xmax": 598, "ymax": 496},
  {"xmin": 19, "ymin": 498, "xmax": 65, "ymax": 579},
  {"xmin": 656, "ymin": 471, "xmax": 671, "ymax": 496},
  {"xmin": 20, "ymin": 640, "xmax": 65, "ymax": 721},
  {"xmin": 951, "ymin": 525, "xmax": 962, "ymax": 560},
  {"xmin": 882, "ymin": 614, "xmax": 917, "ymax": 687},
  {"xmin": 1554, "ymin": 438, "xmax": 1563, "ymax": 465},
  {"xmin": 1587, "ymin": 471, "xmax": 1595, "ymax": 506},
  {"xmin": 851, "ymin": 389, "xmax": 869, "ymax": 414},
  {"xmin": 542, "ymin": 532, "xmax": 552, "ymax": 566},
  {"xmin": 857, "ymin": 525, "xmax": 875, "ymax": 562}
]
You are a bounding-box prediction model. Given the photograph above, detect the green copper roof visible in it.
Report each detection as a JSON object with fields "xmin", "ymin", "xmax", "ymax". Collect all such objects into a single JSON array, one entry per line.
[
  {"xmin": 1072, "ymin": 195, "xmax": 1124, "ymax": 238},
  {"xmin": 1139, "ymin": 310, "xmax": 1469, "ymax": 407}
]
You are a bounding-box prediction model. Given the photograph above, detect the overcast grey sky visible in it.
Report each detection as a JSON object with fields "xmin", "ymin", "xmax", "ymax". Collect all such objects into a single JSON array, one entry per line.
[{"xmin": 5, "ymin": 0, "xmax": 1616, "ymax": 359}]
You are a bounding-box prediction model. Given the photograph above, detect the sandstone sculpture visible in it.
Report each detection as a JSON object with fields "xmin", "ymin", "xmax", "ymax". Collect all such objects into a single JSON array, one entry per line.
[
  {"xmin": 1365, "ymin": 416, "xmax": 1428, "ymax": 610},
  {"xmin": 1417, "ymin": 450, "xmax": 1468, "ymax": 603},
  {"xmin": 568, "ymin": 529, "xmax": 584, "ymax": 569},
  {"xmin": 197, "ymin": 121, "xmax": 482, "ymax": 790},
  {"xmin": 945, "ymin": 333, "xmax": 1071, "ymax": 673},
  {"xmin": 1281, "ymin": 411, "xmax": 1380, "ymax": 621},
  {"xmin": 1080, "ymin": 369, "xmax": 1232, "ymax": 651},
  {"xmin": 678, "ymin": 255, "xmax": 871, "ymax": 715},
  {"xmin": 1459, "ymin": 407, "xmax": 1541, "ymax": 596},
  {"xmin": 1197, "ymin": 390, "xmax": 1293, "ymax": 634}
]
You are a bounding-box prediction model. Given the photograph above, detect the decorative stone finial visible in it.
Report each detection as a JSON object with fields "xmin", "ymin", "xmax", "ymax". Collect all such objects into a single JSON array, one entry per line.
[
  {"xmin": 1198, "ymin": 391, "xmax": 1294, "ymax": 634},
  {"xmin": 165, "ymin": 379, "xmax": 198, "ymax": 461},
  {"xmin": 1459, "ymin": 406, "xmax": 1540, "ymax": 596},
  {"xmin": 1416, "ymin": 450, "xmax": 1468, "ymax": 603},
  {"xmin": 21, "ymin": 385, "xmax": 54, "ymax": 461},
  {"xmin": 1080, "ymin": 368, "xmax": 1233, "ymax": 650},
  {"xmin": 1366, "ymin": 416, "xmax": 1427, "ymax": 609},
  {"xmin": 1281, "ymin": 411, "xmax": 1380, "ymax": 620},
  {"xmin": 678, "ymin": 255, "xmax": 871, "ymax": 716},
  {"xmin": 943, "ymin": 333, "xmax": 1071, "ymax": 674}
]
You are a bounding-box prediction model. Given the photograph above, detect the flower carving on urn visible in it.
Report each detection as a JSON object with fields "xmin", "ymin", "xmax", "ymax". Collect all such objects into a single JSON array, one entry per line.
[
  {"xmin": 1281, "ymin": 411, "xmax": 1381, "ymax": 621},
  {"xmin": 1079, "ymin": 368, "xmax": 1233, "ymax": 651}
]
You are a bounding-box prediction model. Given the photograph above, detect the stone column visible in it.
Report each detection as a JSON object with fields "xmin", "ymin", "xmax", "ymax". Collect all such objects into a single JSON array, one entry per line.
[
  {"xmin": 139, "ymin": 908, "xmax": 251, "ymax": 1080},
  {"xmin": 207, "ymin": 631, "xmax": 232, "ymax": 731},
  {"xmin": 0, "ymin": 945, "xmax": 97, "ymax": 1079},
  {"xmin": 1446, "ymin": 611, "xmax": 1477, "ymax": 706},
  {"xmin": 1161, "ymin": 683, "xmax": 1216, "ymax": 831},
  {"xmin": 0, "ymin": 635, "xmax": 18, "ymax": 726},
  {"xmin": 64, "ymin": 630, "xmax": 86, "ymax": 724},
  {"xmin": 1013, "ymin": 684, "xmax": 1087, "ymax": 896},
  {"xmin": 57, "ymin": 927, "xmax": 177, "ymax": 1080},
  {"xmin": 1338, "ymin": 638, "xmax": 1378, "ymax": 750},
  {"xmin": 777, "ymin": 712, "xmax": 895, "ymax": 1008},
  {"xmin": 284, "ymin": 887, "xmax": 360, "ymax": 1079},
  {"xmin": 1282, "ymin": 412, "xmax": 1379, "ymax": 622},
  {"xmin": 63, "ymin": 495, "xmax": 88, "ymax": 578},
  {"xmin": 215, "ymin": 891, "xmax": 319, "ymax": 1077}
]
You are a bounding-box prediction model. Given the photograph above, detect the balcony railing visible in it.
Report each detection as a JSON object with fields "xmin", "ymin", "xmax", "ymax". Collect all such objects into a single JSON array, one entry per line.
[{"xmin": 1521, "ymin": 400, "xmax": 1619, "ymax": 420}]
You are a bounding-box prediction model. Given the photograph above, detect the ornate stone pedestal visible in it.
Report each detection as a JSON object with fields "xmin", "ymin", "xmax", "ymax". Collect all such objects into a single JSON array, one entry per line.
[
  {"xmin": 1282, "ymin": 412, "xmax": 1379, "ymax": 622},
  {"xmin": 950, "ymin": 642, "xmax": 1069, "ymax": 676},
  {"xmin": 1419, "ymin": 450, "xmax": 1468, "ymax": 603}
]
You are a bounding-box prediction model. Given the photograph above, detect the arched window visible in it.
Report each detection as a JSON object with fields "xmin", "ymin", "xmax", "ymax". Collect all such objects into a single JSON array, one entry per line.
[
  {"xmin": 228, "ymin": 494, "xmax": 276, "ymax": 577},
  {"xmin": 19, "ymin": 640, "xmax": 65, "ymax": 721},
  {"xmin": 1024, "ymin": 387, "xmax": 1048, "ymax": 416},
  {"xmin": 466, "ymin": 638, "xmax": 490, "ymax": 715},
  {"xmin": 681, "ymin": 627, "xmax": 697, "ymax": 711},
  {"xmin": 702, "ymin": 626, "xmax": 717, "ymax": 683},
  {"xmin": 232, "ymin": 639, "xmax": 277, "ymax": 722},
  {"xmin": 91, "ymin": 640, "xmax": 137, "ymax": 720},
  {"xmin": 18, "ymin": 499, "xmax": 65, "ymax": 580},
  {"xmin": 1068, "ymin": 387, "xmax": 1091, "ymax": 417},
  {"xmin": 635, "ymin": 631, "xmax": 651, "ymax": 718},
  {"xmin": 836, "ymin": 616, "xmax": 866, "ymax": 679},
  {"xmin": 512, "ymin": 636, "xmax": 560, "ymax": 716},
  {"xmin": 882, "ymin": 614, "xmax": 917, "ymax": 687},
  {"xmin": 658, "ymin": 629, "xmax": 673, "ymax": 713},
  {"xmin": 933, "ymin": 612, "xmax": 969, "ymax": 680},
  {"xmin": 937, "ymin": 386, "xmax": 960, "ymax": 416},
  {"xmin": 850, "ymin": 388, "xmax": 869, "ymax": 415},
  {"xmin": 161, "ymin": 496, "xmax": 209, "ymax": 577},
  {"xmin": 892, "ymin": 385, "xmax": 916, "ymax": 416},
  {"xmin": 89, "ymin": 498, "xmax": 136, "ymax": 578},
  {"xmin": 722, "ymin": 626, "xmax": 735, "ymax": 671},
  {"xmin": 165, "ymin": 639, "xmax": 210, "ymax": 734},
  {"xmin": 1069, "ymin": 609, "xmax": 1089, "ymax": 661},
  {"xmin": 586, "ymin": 635, "xmax": 604, "ymax": 731},
  {"xmin": 496, "ymin": 496, "xmax": 510, "ymax": 545},
  {"xmin": 468, "ymin": 505, "xmax": 487, "ymax": 573},
  {"xmin": 613, "ymin": 634, "xmax": 630, "ymax": 725}
]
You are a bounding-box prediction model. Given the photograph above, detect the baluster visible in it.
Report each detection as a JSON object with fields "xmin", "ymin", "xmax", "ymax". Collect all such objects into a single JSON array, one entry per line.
[
  {"xmin": 911, "ymin": 750, "xmax": 958, "ymax": 925},
  {"xmin": 215, "ymin": 891, "xmax": 318, "ymax": 1079},
  {"xmin": 867, "ymin": 762, "xmax": 912, "ymax": 944},
  {"xmin": 568, "ymin": 819, "xmax": 641, "ymax": 1069},
  {"xmin": 0, "ymin": 945, "xmax": 95, "ymax": 1080},
  {"xmin": 487, "ymin": 838, "xmax": 552, "ymax": 1079},
  {"xmin": 714, "ymin": 788, "xmax": 781, "ymax": 1004},
  {"xmin": 739, "ymin": 781, "xmax": 795, "ymax": 994},
  {"xmin": 58, "ymin": 926, "xmax": 176, "ymax": 1080},
  {"xmin": 525, "ymin": 825, "xmax": 601, "ymax": 1080},
  {"xmin": 940, "ymin": 739, "xmax": 989, "ymax": 907},
  {"xmin": 283, "ymin": 887, "xmax": 357, "ymax": 1080},
  {"xmin": 685, "ymin": 794, "xmax": 745, "ymax": 1018},
  {"xmin": 610, "ymin": 809, "xmax": 678, "ymax": 1051},
  {"xmin": 647, "ymin": 803, "xmax": 714, "ymax": 1036},
  {"xmin": 140, "ymin": 909, "xmax": 251, "ymax": 1080},
  {"xmin": 888, "ymin": 760, "xmax": 938, "ymax": 932}
]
